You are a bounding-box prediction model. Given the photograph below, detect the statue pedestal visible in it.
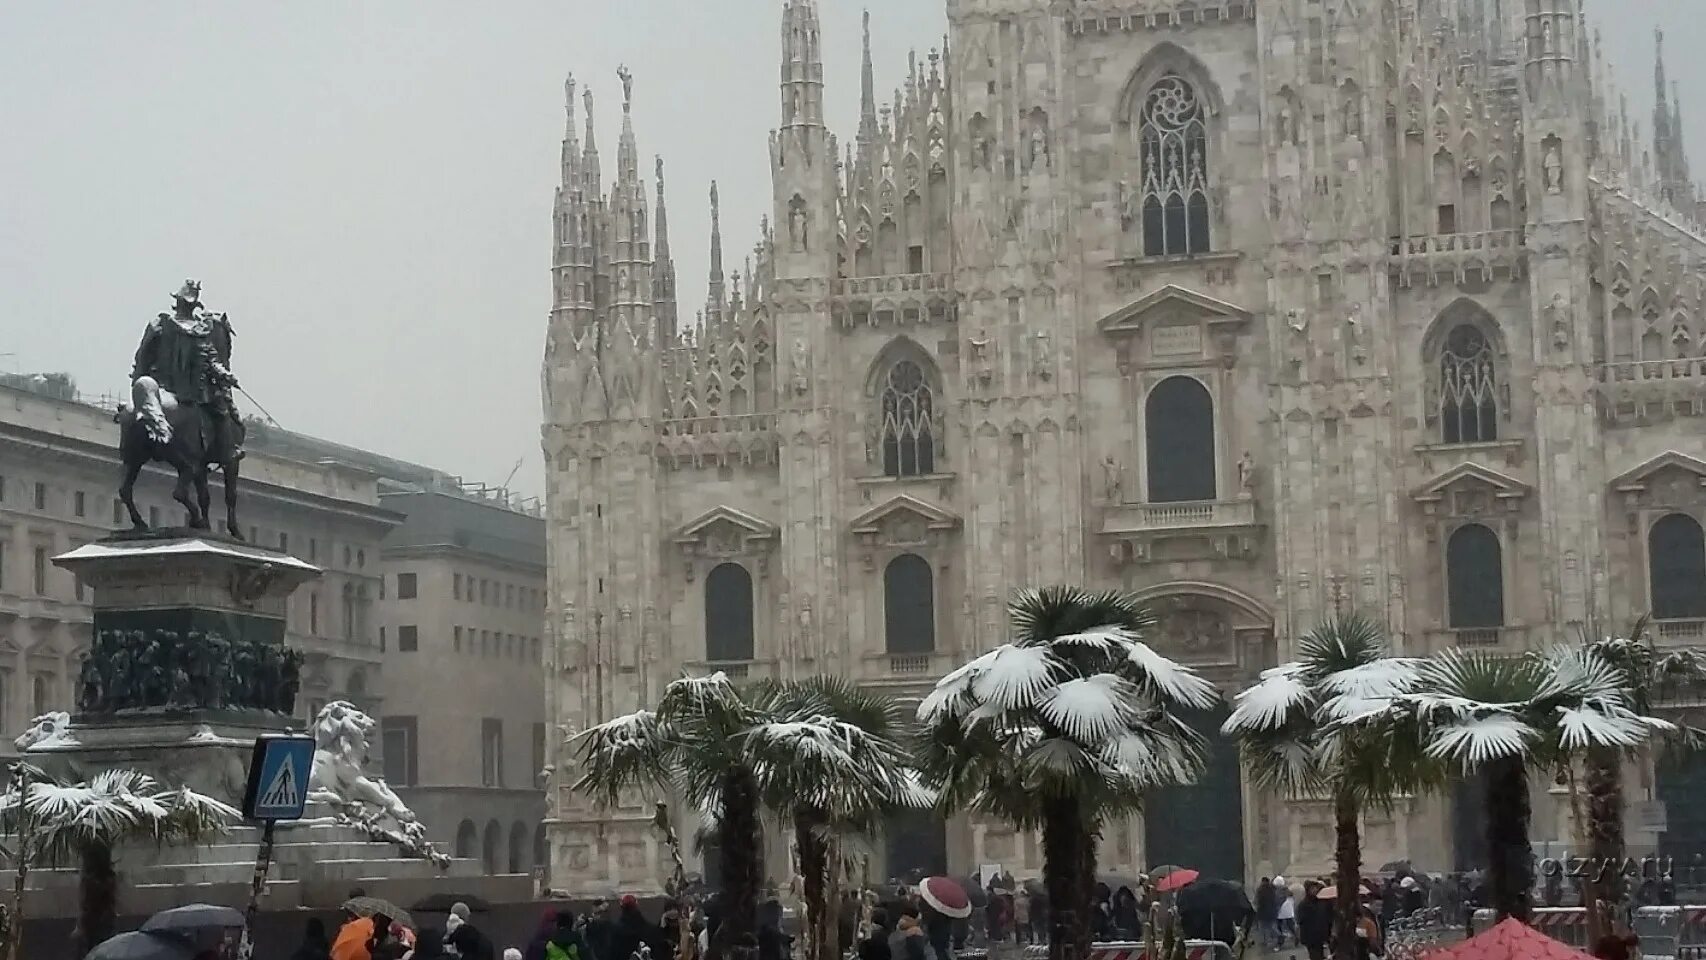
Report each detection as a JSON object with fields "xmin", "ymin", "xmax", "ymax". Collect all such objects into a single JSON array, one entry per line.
[{"xmin": 31, "ymin": 531, "xmax": 321, "ymax": 805}]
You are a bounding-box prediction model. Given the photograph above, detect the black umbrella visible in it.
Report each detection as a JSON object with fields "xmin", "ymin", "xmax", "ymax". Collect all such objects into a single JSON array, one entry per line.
[
  {"xmin": 1176, "ymin": 879, "xmax": 1254, "ymax": 943},
  {"xmin": 141, "ymin": 903, "xmax": 245, "ymax": 933},
  {"xmin": 87, "ymin": 931, "xmax": 199, "ymax": 960}
]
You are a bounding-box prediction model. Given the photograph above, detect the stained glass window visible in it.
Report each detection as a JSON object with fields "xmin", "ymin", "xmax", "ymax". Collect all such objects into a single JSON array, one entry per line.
[
  {"xmin": 1140, "ymin": 75, "xmax": 1211, "ymax": 256},
  {"xmin": 1439, "ymin": 324, "xmax": 1499, "ymax": 443},
  {"xmin": 881, "ymin": 360, "xmax": 937, "ymax": 477}
]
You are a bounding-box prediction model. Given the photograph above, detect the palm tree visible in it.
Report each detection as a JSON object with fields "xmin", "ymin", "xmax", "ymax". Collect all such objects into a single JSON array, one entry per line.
[
  {"xmin": 1221, "ymin": 614, "xmax": 1434, "ymax": 960},
  {"xmin": 27, "ymin": 768, "xmax": 237, "ymax": 953},
  {"xmin": 1574, "ymin": 620, "xmax": 1706, "ymax": 932},
  {"xmin": 916, "ymin": 586, "xmax": 1219, "ymax": 960},
  {"xmin": 573, "ymin": 673, "xmax": 775, "ymax": 960},
  {"xmin": 1368, "ymin": 647, "xmax": 1672, "ymax": 922},
  {"xmin": 747, "ymin": 677, "xmax": 924, "ymax": 960},
  {"xmin": 0, "ymin": 762, "xmax": 46, "ymax": 960}
]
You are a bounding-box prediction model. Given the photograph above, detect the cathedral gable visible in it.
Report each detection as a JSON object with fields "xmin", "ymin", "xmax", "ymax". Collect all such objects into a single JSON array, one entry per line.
[
  {"xmin": 1098, "ymin": 285, "xmax": 1252, "ymax": 370},
  {"xmin": 1411, "ymin": 462, "xmax": 1530, "ymax": 517},
  {"xmin": 850, "ymin": 494, "xmax": 961, "ymax": 547},
  {"xmin": 1610, "ymin": 451, "xmax": 1706, "ymax": 494},
  {"xmin": 672, "ymin": 505, "xmax": 779, "ymax": 559}
]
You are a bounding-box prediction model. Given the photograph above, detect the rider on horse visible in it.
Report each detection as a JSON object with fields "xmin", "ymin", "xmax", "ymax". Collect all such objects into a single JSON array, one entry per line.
[{"xmin": 129, "ymin": 280, "xmax": 244, "ymax": 461}]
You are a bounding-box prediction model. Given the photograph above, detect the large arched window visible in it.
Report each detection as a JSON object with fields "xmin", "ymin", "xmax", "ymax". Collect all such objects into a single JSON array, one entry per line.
[
  {"xmin": 1650, "ymin": 513, "xmax": 1706, "ymax": 619},
  {"xmin": 883, "ymin": 554, "xmax": 936, "ymax": 654},
  {"xmin": 704, "ymin": 562, "xmax": 755, "ymax": 662},
  {"xmin": 509, "ymin": 821, "xmax": 530, "ymax": 874},
  {"xmin": 1447, "ymin": 523, "xmax": 1505, "ymax": 629},
  {"xmin": 483, "ymin": 819, "xmax": 502, "ymax": 875},
  {"xmin": 455, "ymin": 819, "xmax": 478, "ymax": 860},
  {"xmin": 1438, "ymin": 324, "xmax": 1499, "ymax": 443},
  {"xmin": 880, "ymin": 360, "xmax": 937, "ymax": 477},
  {"xmin": 1139, "ymin": 74, "xmax": 1211, "ymax": 256},
  {"xmin": 1146, "ymin": 376, "xmax": 1217, "ymax": 503}
]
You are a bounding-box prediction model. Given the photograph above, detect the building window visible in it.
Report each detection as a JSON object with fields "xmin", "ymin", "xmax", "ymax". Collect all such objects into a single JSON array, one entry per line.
[
  {"xmin": 883, "ymin": 553, "xmax": 936, "ymax": 654},
  {"xmin": 309, "ymin": 592, "xmax": 320, "ymax": 635},
  {"xmin": 880, "ymin": 359, "xmax": 937, "ymax": 477},
  {"xmin": 279, "ymin": 532, "xmax": 289, "ymax": 553},
  {"xmin": 112, "ymin": 499, "xmax": 123, "ymax": 525},
  {"xmin": 482, "ymin": 719, "xmax": 505, "ymax": 787},
  {"xmin": 32, "ymin": 547, "xmax": 47, "ymax": 596},
  {"xmin": 1447, "ymin": 523, "xmax": 1505, "ymax": 629},
  {"xmin": 379, "ymin": 626, "xmax": 386, "ymax": 651},
  {"xmin": 454, "ymin": 626, "xmax": 463, "ymax": 652},
  {"xmin": 0, "ymin": 475, "xmax": 5, "ymax": 501},
  {"xmin": 343, "ymin": 546, "xmax": 351, "ymax": 567},
  {"xmin": 509, "ymin": 821, "xmax": 529, "ymax": 874},
  {"xmin": 73, "ymin": 491, "xmax": 85, "ymax": 518},
  {"xmin": 380, "ymin": 716, "xmax": 418, "ymax": 786},
  {"xmin": 704, "ymin": 562, "xmax": 755, "ymax": 662},
  {"xmin": 1145, "ymin": 376, "xmax": 1217, "ymax": 503},
  {"xmin": 397, "ymin": 573, "xmax": 417, "ymax": 600},
  {"xmin": 1139, "ymin": 73, "xmax": 1211, "ymax": 256},
  {"xmin": 455, "ymin": 820, "xmax": 478, "ymax": 859},
  {"xmin": 1438, "ymin": 324, "xmax": 1499, "ymax": 444},
  {"xmin": 33, "ymin": 483, "xmax": 46, "ymax": 511},
  {"xmin": 32, "ymin": 675, "xmax": 48, "ymax": 716},
  {"xmin": 148, "ymin": 506, "xmax": 160, "ymax": 528},
  {"xmin": 396, "ymin": 625, "xmax": 417, "ymax": 652},
  {"xmin": 1650, "ymin": 513, "xmax": 1706, "ymax": 620},
  {"xmin": 453, "ymin": 574, "xmax": 462, "ymax": 601},
  {"xmin": 309, "ymin": 538, "xmax": 319, "ymax": 562},
  {"xmin": 483, "ymin": 820, "xmax": 502, "ymax": 874}
]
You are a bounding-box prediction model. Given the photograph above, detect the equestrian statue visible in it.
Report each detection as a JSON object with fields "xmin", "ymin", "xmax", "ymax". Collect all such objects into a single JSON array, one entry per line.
[{"xmin": 117, "ymin": 280, "xmax": 247, "ymax": 538}]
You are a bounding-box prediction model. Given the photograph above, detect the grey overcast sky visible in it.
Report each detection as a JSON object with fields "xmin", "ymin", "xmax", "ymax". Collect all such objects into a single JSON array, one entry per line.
[{"xmin": 0, "ymin": 2, "xmax": 1697, "ymax": 496}]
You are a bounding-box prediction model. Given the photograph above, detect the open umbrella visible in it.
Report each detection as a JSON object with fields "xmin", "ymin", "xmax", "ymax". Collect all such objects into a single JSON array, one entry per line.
[
  {"xmin": 141, "ymin": 904, "xmax": 245, "ymax": 934},
  {"xmin": 87, "ymin": 931, "xmax": 200, "ymax": 960},
  {"xmin": 1318, "ymin": 881, "xmax": 1378, "ymax": 900},
  {"xmin": 1176, "ymin": 879, "xmax": 1253, "ymax": 943},
  {"xmin": 918, "ymin": 876, "xmax": 973, "ymax": 919},
  {"xmin": 343, "ymin": 895, "xmax": 415, "ymax": 930},
  {"xmin": 1155, "ymin": 868, "xmax": 1201, "ymax": 893}
]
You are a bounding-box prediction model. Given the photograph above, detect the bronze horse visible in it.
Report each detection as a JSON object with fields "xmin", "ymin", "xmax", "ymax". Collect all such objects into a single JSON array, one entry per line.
[{"xmin": 116, "ymin": 380, "xmax": 244, "ymax": 539}]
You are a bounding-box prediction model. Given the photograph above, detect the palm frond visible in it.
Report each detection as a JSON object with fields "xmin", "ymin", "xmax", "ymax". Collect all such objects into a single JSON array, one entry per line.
[
  {"xmin": 1224, "ymin": 664, "xmax": 1314, "ymax": 732},
  {"xmin": 571, "ymin": 709, "xmax": 670, "ymax": 804},
  {"xmin": 1038, "ymin": 674, "xmax": 1139, "ymax": 742}
]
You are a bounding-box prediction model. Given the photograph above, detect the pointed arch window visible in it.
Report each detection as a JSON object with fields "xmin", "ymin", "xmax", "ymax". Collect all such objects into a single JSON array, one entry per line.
[
  {"xmin": 1139, "ymin": 74, "xmax": 1212, "ymax": 256},
  {"xmin": 883, "ymin": 554, "xmax": 936, "ymax": 654},
  {"xmin": 1438, "ymin": 324, "xmax": 1499, "ymax": 443},
  {"xmin": 704, "ymin": 562, "xmax": 756, "ymax": 662},
  {"xmin": 881, "ymin": 360, "xmax": 937, "ymax": 477},
  {"xmin": 1650, "ymin": 513, "xmax": 1706, "ymax": 620},
  {"xmin": 1447, "ymin": 523, "xmax": 1504, "ymax": 629},
  {"xmin": 1145, "ymin": 376, "xmax": 1217, "ymax": 503}
]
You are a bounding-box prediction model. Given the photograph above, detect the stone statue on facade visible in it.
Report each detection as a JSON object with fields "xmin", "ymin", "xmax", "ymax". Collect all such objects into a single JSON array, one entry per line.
[
  {"xmin": 1543, "ymin": 143, "xmax": 1564, "ymax": 194},
  {"xmin": 305, "ymin": 700, "xmax": 449, "ymax": 867},
  {"xmin": 116, "ymin": 280, "xmax": 247, "ymax": 538}
]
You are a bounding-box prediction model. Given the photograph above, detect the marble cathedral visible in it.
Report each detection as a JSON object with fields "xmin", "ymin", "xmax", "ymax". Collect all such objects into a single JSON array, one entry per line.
[{"xmin": 542, "ymin": 0, "xmax": 1706, "ymax": 894}]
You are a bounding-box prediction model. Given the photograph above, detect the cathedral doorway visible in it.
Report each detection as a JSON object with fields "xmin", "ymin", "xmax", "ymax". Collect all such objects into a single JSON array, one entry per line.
[
  {"xmin": 1451, "ymin": 772, "xmax": 1490, "ymax": 871},
  {"xmin": 1143, "ymin": 704, "xmax": 1244, "ymax": 882},
  {"xmin": 883, "ymin": 809, "xmax": 947, "ymax": 882},
  {"xmin": 1656, "ymin": 749, "xmax": 1706, "ymax": 860}
]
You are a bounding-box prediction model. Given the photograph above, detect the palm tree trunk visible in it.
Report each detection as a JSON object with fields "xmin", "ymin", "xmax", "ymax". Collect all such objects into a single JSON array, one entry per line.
[
  {"xmin": 1583, "ymin": 746, "xmax": 1625, "ymax": 938},
  {"xmin": 712, "ymin": 767, "xmax": 763, "ymax": 960},
  {"xmin": 1331, "ymin": 785, "xmax": 1361, "ymax": 960},
  {"xmin": 7, "ymin": 769, "xmax": 30, "ymax": 960},
  {"xmin": 1484, "ymin": 756, "xmax": 1534, "ymax": 923},
  {"xmin": 75, "ymin": 841, "xmax": 119, "ymax": 955},
  {"xmin": 1042, "ymin": 801, "xmax": 1092, "ymax": 960},
  {"xmin": 794, "ymin": 808, "xmax": 830, "ymax": 960}
]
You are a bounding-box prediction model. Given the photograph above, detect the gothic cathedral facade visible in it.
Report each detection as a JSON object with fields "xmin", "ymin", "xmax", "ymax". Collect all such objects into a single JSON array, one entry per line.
[{"xmin": 542, "ymin": 0, "xmax": 1706, "ymax": 895}]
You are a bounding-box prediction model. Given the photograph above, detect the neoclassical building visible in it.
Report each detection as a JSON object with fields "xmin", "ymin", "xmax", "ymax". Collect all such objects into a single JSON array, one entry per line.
[{"xmin": 541, "ymin": 0, "xmax": 1706, "ymax": 894}]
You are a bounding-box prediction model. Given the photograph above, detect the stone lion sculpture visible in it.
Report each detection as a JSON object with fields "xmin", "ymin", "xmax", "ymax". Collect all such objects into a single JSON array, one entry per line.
[
  {"xmin": 14, "ymin": 712, "xmax": 75, "ymax": 752},
  {"xmin": 306, "ymin": 700, "xmax": 448, "ymax": 867}
]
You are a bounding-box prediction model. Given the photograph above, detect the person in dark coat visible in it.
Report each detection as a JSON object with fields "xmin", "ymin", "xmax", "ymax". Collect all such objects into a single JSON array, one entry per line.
[
  {"xmin": 292, "ymin": 918, "xmax": 333, "ymax": 960},
  {"xmin": 411, "ymin": 929, "xmax": 451, "ymax": 959},
  {"xmin": 859, "ymin": 909, "xmax": 893, "ymax": 960},
  {"xmin": 524, "ymin": 909, "xmax": 564, "ymax": 960},
  {"xmin": 758, "ymin": 899, "xmax": 791, "ymax": 960},
  {"xmin": 448, "ymin": 921, "xmax": 499, "ymax": 960},
  {"xmin": 921, "ymin": 905, "xmax": 952, "ymax": 960},
  {"xmin": 1296, "ymin": 881, "xmax": 1334, "ymax": 960},
  {"xmin": 609, "ymin": 896, "xmax": 665, "ymax": 960}
]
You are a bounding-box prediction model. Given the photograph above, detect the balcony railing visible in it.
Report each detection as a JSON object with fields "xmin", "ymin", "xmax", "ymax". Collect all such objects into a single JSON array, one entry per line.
[
  {"xmin": 861, "ymin": 652, "xmax": 947, "ymax": 683},
  {"xmin": 680, "ymin": 659, "xmax": 777, "ymax": 682},
  {"xmin": 1654, "ymin": 619, "xmax": 1706, "ymax": 644},
  {"xmin": 833, "ymin": 274, "xmax": 954, "ymax": 297},
  {"xmin": 1101, "ymin": 498, "xmax": 1257, "ymax": 535}
]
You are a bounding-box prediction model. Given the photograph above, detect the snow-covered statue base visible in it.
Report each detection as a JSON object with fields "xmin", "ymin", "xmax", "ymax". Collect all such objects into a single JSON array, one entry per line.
[{"xmin": 300, "ymin": 700, "xmax": 449, "ymax": 868}]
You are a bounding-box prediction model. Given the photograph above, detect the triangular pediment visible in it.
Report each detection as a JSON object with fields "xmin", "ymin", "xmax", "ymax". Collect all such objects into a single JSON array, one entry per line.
[
  {"xmin": 1098, "ymin": 284, "xmax": 1253, "ymax": 336},
  {"xmin": 1412, "ymin": 462, "xmax": 1530, "ymax": 502},
  {"xmin": 1611, "ymin": 451, "xmax": 1706, "ymax": 492},
  {"xmin": 672, "ymin": 505, "xmax": 778, "ymax": 545},
  {"xmin": 850, "ymin": 494, "xmax": 962, "ymax": 534}
]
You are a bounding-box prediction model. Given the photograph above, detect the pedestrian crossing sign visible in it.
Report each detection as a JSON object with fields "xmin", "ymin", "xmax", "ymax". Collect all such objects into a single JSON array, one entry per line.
[{"xmin": 241, "ymin": 735, "xmax": 315, "ymax": 822}]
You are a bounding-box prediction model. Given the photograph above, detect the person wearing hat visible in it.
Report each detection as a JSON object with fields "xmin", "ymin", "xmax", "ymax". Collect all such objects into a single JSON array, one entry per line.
[{"xmin": 609, "ymin": 895, "xmax": 664, "ymax": 960}]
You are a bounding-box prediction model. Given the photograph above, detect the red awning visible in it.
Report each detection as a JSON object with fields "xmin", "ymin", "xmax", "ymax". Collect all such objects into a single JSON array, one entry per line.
[{"xmin": 1421, "ymin": 918, "xmax": 1597, "ymax": 960}]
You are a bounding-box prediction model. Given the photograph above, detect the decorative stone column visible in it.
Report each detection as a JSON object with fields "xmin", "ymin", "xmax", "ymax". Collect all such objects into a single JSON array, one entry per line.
[{"xmin": 24, "ymin": 531, "xmax": 321, "ymax": 806}]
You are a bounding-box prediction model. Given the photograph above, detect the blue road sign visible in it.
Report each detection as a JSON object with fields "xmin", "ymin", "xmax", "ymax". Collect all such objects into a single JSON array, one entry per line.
[{"xmin": 241, "ymin": 735, "xmax": 315, "ymax": 822}]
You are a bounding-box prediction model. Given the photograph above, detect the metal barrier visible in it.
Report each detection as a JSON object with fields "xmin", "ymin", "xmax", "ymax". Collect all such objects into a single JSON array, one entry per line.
[{"xmin": 1016, "ymin": 940, "xmax": 1233, "ymax": 960}]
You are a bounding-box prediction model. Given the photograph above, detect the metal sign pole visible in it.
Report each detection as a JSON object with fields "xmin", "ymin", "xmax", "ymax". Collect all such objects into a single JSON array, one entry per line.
[{"xmin": 240, "ymin": 819, "xmax": 277, "ymax": 960}]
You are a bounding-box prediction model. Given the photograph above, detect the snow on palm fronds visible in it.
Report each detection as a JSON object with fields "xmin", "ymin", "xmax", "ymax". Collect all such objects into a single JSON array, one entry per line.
[
  {"xmin": 916, "ymin": 586, "xmax": 1216, "ymax": 827},
  {"xmin": 1357, "ymin": 644, "xmax": 1675, "ymax": 775},
  {"xmin": 25, "ymin": 768, "xmax": 237, "ymax": 866},
  {"xmin": 1221, "ymin": 614, "xmax": 1428, "ymax": 806}
]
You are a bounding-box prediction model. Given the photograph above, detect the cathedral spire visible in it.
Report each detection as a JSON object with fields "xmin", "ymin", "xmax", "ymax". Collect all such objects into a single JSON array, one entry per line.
[
  {"xmin": 707, "ymin": 180, "xmax": 726, "ymax": 322},
  {"xmin": 859, "ymin": 10, "xmax": 878, "ymax": 145},
  {"xmin": 779, "ymin": 0, "xmax": 823, "ymax": 129},
  {"xmin": 616, "ymin": 66, "xmax": 639, "ymax": 185},
  {"xmin": 582, "ymin": 86, "xmax": 601, "ymax": 198},
  {"xmin": 655, "ymin": 156, "xmax": 678, "ymax": 344},
  {"xmin": 561, "ymin": 74, "xmax": 581, "ymax": 188}
]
